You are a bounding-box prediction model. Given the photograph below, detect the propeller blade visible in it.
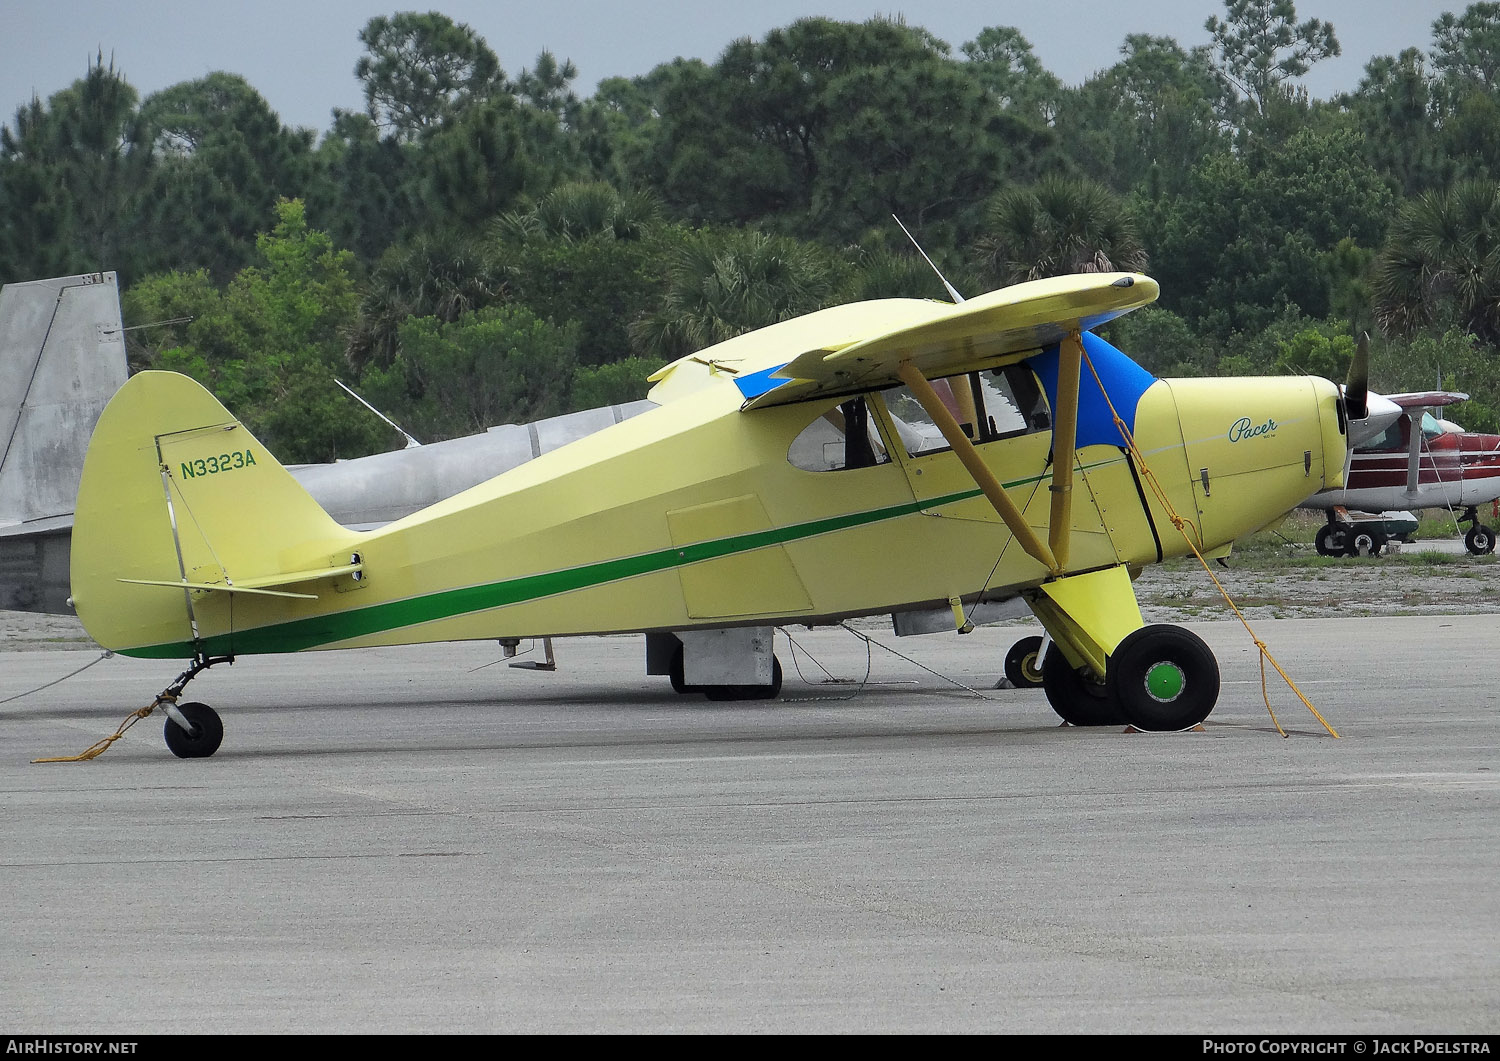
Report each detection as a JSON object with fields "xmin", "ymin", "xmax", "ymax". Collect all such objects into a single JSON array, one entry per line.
[{"xmin": 1343, "ymin": 333, "xmax": 1370, "ymax": 422}]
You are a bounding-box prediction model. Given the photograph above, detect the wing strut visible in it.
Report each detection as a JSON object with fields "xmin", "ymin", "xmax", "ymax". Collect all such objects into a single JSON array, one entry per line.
[
  {"xmin": 895, "ymin": 360, "xmax": 1060, "ymax": 573},
  {"xmin": 1048, "ymin": 333, "xmax": 1082, "ymax": 571},
  {"xmin": 1405, "ymin": 410, "xmax": 1425, "ymax": 496}
]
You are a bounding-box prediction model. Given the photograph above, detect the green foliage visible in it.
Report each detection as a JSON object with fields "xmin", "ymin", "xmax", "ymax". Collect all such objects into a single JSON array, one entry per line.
[
  {"xmin": 1271, "ymin": 325, "xmax": 1355, "ymax": 379},
  {"xmin": 354, "ymin": 11, "xmax": 508, "ymax": 142},
  {"xmin": 1369, "ymin": 328, "xmax": 1500, "ymax": 433},
  {"xmin": 1152, "ymin": 127, "xmax": 1393, "ymax": 335},
  {"xmin": 11, "ymin": 9, "xmax": 1500, "ymax": 455},
  {"xmin": 629, "ymin": 228, "xmax": 845, "ymax": 359},
  {"xmin": 1373, "ymin": 179, "xmax": 1500, "ymax": 346},
  {"xmin": 974, "ymin": 175, "xmax": 1147, "ymax": 285},
  {"xmin": 1204, "ymin": 0, "xmax": 1340, "ymax": 116},
  {"xmin": 1102, "ymin": 305, "xmax": 1213, "ymax": 376},
  {"xmin": 0, "ymin": 54, "xmax": 152, "ymax": 283},
  {"xmin": 123, "ymin": 199, "xmax": 385, "ymax": 462},
  {"xmin": 360, "ymin": 304, "xmax": 579, "ymax": 440},
  {"xmin": 1058, "ymin": 35, "xmax": 1230, "ymax": 197},
  {"xmin": 571, "ymin": 357, "xmax": 666, "ymax": 408}
]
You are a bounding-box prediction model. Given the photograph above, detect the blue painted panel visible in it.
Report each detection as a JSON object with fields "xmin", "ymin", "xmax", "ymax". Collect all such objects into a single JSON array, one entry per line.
[{"xmin": 1028, "ymin": 333, "xmax": 1157, "ymax": 450}]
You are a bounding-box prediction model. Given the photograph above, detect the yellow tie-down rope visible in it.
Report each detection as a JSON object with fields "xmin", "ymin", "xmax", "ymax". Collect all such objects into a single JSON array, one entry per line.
[
  {"xmin": 31, "ymin": 693, "xmax": 177, "ymax": 763},
  {"xmin": 1081, "ymin": 350, "xmax": 1339, "ymax": 739}
]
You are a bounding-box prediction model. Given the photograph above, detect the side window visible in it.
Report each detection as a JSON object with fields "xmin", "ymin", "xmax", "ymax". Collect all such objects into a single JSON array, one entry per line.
[
  {"xmin": 787, "ymin": 397, "xmax": 892, "ymax": 471},
  {"xmin": 879, "ymin": 364, "xmax": 1052, "ymax": 458}
]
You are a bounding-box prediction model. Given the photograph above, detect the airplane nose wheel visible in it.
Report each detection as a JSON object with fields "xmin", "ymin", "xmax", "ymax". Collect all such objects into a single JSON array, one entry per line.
[
  {"xmin": 1105, "ymin": 625, "xmax": 1220, "ymax": 731},
  {"xmin": 1464, "ymin": 523, "xmax": 1496, "ymax": 555},
  {"xmin": 163, "ymin": 702, "xmax": 224, "ymax": 758}
]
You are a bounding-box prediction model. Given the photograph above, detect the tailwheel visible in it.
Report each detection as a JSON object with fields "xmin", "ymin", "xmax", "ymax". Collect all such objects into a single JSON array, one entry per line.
[
  {"xmin": 1003, "ymin": 636, "xmax": 1046, "ymax": 688},
  {"xmin": 1041, "ymin": 646, "xmax": 1121, "ymax": 726},
  {"xmin": 163, "ymin": 702, "xmax": 224, "ymax": 758},
  {"xmin": 1464, "ymin": 523, "xmax": 1496, "ymax": 555},
  {"xmin": 1106, "ymin": 625, "xmax": 1220, "ymax": 732}
]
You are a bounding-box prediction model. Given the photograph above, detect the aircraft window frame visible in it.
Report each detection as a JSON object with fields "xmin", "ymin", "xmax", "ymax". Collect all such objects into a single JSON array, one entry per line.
[{"xmin": 785, "ymin": 395, "xmax": 895, "ymax": 472}]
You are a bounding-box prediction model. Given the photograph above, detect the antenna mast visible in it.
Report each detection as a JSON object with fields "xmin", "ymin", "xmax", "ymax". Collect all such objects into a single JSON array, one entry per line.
[{"xmin": 894, "ymin": 215, "xmax": 964, "ymax": 304}]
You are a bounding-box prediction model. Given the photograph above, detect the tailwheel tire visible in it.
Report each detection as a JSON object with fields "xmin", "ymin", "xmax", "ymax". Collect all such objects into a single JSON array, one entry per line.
[
  {"xmin": 1465, "ymin": 524, "xmax": 1496, "ymax": 555},
  {"xmin": 1106, "ymin": 625, "xmax": 1220, "ymax": 732},
  {"xmin": 704, "ymin": 657, "xmax": 783, "ymax": 701},
  {"xmin": 1314, "ymin": 524, "xmax": 1346, "ymax": 556},
  {"xmin": 1003, "ymin": 636, "xmax": 1046, "ymax": 688},
  {"xmin": 1041, "ymin": 646, "xmax": 1121, "ymax": 726},
  {"xmin": 163, "ymin": 702, "xmax": 224, "ymax": 758}
]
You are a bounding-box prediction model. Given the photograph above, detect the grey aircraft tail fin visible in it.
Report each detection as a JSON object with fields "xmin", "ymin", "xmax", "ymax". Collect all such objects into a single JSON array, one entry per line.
[{"xmin": 0, "ymin": 271, "xmax": 129, "ymax": 611}]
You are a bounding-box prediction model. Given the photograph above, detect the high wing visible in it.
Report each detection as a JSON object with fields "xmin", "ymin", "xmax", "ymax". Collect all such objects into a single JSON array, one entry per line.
[
  {"xmin": 737, "ymin": 273, "xmax": 1158, "ymax": 410},
  {"xmin": 1384, "ymin": 391, "xmax": 1470, "ymax": 410}
]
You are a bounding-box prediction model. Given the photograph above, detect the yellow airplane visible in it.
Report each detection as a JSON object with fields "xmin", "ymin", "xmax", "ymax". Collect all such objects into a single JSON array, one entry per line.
[{"xmin": 68, "ymin": 272, "xmax": 1355, "ymax": 757}]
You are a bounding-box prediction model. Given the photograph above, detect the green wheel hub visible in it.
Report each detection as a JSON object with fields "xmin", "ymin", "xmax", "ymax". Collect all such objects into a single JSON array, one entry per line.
[{"xmin": 1144, "ymin": 661, "xmax": 1186, "ymax": 702}]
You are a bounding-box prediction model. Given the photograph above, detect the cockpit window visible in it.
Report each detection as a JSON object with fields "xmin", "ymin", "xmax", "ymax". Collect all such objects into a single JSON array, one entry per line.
[
  {"xmin": 787, "ymin": 397, "xmax": 892, "ymax": 471},
  {"xmin": 879, "ymin": 364, "xmax": 1051, "ymax": 457}
]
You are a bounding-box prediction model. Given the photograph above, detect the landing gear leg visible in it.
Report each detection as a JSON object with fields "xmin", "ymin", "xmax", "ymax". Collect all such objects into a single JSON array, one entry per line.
[
  {"xmin": 154, "ymin": 653, "xmax": 232, "ymax": 758},
  {"xmin": 1026, "ymin": 566, "xmax": 1222, "ymax": 730}
]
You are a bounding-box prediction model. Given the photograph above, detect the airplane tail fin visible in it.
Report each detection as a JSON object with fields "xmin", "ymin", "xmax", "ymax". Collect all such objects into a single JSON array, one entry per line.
[
  {"xmin": 0, "ymin": 271, "xmax": 128, "ymax": 525},
  {"xmin": 70, "ymin": 371, "xmax": 360, "ymax": 656}
]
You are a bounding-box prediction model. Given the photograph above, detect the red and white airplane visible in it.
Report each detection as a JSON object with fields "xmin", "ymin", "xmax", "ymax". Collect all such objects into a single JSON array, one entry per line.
[{"xmin": 1302, "ymin": 390, "xmax": 1500, "ymax": 556}]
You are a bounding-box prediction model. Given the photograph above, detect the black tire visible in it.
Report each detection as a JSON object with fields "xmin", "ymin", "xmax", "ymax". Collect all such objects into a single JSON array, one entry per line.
[
  {"xmin": 703, "ymin": 657, "xmax": 784, "ymax": 701},
  {"xmin": 1106, "ymin": 625, "xmax": 1220, "ymax": 732},
  {"xmin": 1003, "ymin": 636, "xmax": 1046, "ymax": 688},
  {"xmin": 1314, "ymin": 524, "xmax": 1346, "ymax": 556},
  {"xmin": 163, "ymin": 701, "xmax": 224, "ymax": 758},
  {"xmin": 668, "ymin": 644, "xmax": 701, "ymax": 694},
  {"xmin": 1346, "ymin": 529, "xmax": 1386, "ymax": 557},
  {"xmin": 1465, "ymin": 524, "xmax": 1496, "ymax": 555},
  {"xmin": 1041, "ymin": 645, "xmax": 1121, "ymax": 726}
]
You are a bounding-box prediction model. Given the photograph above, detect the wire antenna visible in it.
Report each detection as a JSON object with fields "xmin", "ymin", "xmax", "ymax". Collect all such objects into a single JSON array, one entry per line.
[
  {"xmin": 893, "ymin": 215, "xmax": 965, "ymax": 304},
  {"xmin": 335, "ymin": 379, "xmax": 422, "ymax": 448}
]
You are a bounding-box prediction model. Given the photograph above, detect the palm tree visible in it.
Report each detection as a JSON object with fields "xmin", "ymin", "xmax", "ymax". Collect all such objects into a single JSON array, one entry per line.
[
  {"xmin": 345, "ymin": 235, "xmax": 508, "ymax": 368},
  {"xmin": 494, "ymin": 181, "xmax": 660, "ymax": 244},
  {"xmin": 629, "ymin": 230, "xmax": 838, "ymax": 359},
  {"xmin": 973, "ymin": 176, "xmax": 1147, "ymax": 286},
  {"xmin": 1373, "ymin": 180, "xmax": 1500, "ymax": 348}
]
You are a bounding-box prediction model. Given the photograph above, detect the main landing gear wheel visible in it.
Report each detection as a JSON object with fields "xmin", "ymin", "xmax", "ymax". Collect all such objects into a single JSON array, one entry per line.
[
  {"xmin": 163, "ymin": 702, "xmax": 224, "ymax": 758},
  {"xmin": 1041, "ymin": 646, "xmax": 1121, "ymax": 726},
  {"xmin": 1003, "ymin": 636, "xmax": 1046, "ymax": 688},
  {"xmin": 703, "ymin": 657, "xmax": 784, "ymax": 701},
  {"xmin": 1314, "ymin": 524, "xmax": 1346, "ymax": 556},
  {"xmin": 668, "ymin": 645, "xmax": 701, "ymax": 695},
  {"xmin": 1465, "ymin": 524, "xmax": 1496, "ymax": 555},
  {"xmin": 671, "ymin": 645, "xmax": 783, "ymax": 700},
  {"xmin": 1105, "ymin": 625, "xmax": 1220, "ymax": 732}
]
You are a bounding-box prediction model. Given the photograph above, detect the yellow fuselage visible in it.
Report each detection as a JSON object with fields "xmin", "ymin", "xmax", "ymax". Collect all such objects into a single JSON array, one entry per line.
[{"xmin": 71, "ymin": 367, "xmax": 1344, "ymax": 659}]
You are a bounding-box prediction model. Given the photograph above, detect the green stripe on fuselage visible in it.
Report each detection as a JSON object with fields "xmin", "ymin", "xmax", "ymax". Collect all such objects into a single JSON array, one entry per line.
[{"xmin": 122, "ymin": 459, "xmax": 1090, "ymax": 658}]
